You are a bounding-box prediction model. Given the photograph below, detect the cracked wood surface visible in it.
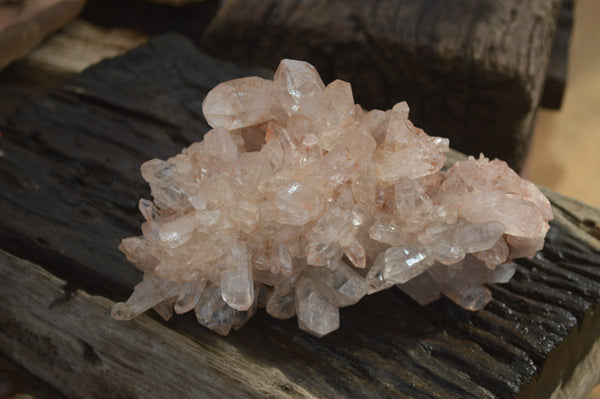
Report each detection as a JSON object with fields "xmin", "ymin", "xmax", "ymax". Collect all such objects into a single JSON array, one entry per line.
[{"xmin": 0, "ymin": 250, "xmax": 314, "ymax": 399}]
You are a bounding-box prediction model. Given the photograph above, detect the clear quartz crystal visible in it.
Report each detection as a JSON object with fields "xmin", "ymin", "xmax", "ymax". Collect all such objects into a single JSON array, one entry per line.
[
  {"xmin": 111, "ymin": 274, "xmax": 180, "ymax": 320},
  {"xmin": 365, "ymin": 252, "xmax": 394, "ymax": 294},
  {"xmin": 271, "ymin": 241, "xmax": 294, "ymax": 277},
  {"xmin": 306, "ymin": 242, "xmax": 343, "ymax": 266},
  {"xmin": 343, "ymin": 238, "xmax": 367, "ymax": 268},
  {"xmin": 113, "ymin": 59, "xmax": 553, "ymax": 337},
  {"xmin": 441, "ymin": 284, "xmax": 493, "ymax": 311},
  {"xmin": 266, "ymin": 277, "xmax": 297, "ymax": 319},
  {"xmin": 427, "ymin": 257, "xmax": 517, "ymax": 284},
  {"xmin": 174, "ymin": 280, "xmax": 207, "ymax": 314},
  {"xmin": 274, "ymin": 182, "xmax": 323, "ymax": 225},
  {"xmin": 383, "ymin": 244, "xmax": 433, "ymax": 284},
  {"xmin": 195, "ymin": 283, "xmax": 258, "ymax": 336},
  {"xmin": 306, "ymin": 261, "xmax": 367, "ymax": 307},
  {"xmin": 203, "ymin": 77, "xmax": 277, "ymax": 130},
  {"xmin": 295, "ymin": 276, "xmax": 340, "ymax": 337},
  {"xmin": 396, "ymin": 272, "xmax": 441, "ymax": 306},
  {"xmin": 221, "ymin": 242, "xmax": 254, "ymax": 311}
]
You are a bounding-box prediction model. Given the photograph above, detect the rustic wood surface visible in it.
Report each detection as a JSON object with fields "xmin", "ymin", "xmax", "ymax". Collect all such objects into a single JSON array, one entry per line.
[
  {"xmin": 0, "ymin": 250, "xmax": 313, "ymax": 399},
  {"xmin": 24, "ymin": 18, "xmax": 147, "ymax": 75},
  {"xmin": 1, "ymin": 34, "xmax": 600, "ymax": 398},
  {"xmin": 201, "ymin": 0, "xmax": 563, "ymax": 171},
  {"xmin": 0, "ymin": 17, "xmax": 146, "ymax": 124},
  {"xmin": 0, "ymin": 34, "xmax": 270, "ymax": 297}
]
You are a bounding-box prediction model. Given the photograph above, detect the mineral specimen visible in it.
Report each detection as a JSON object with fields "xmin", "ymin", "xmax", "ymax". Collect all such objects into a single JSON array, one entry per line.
[{"xmin": 111, "ymin": 59, "xmax": 553, "ymax": 337}]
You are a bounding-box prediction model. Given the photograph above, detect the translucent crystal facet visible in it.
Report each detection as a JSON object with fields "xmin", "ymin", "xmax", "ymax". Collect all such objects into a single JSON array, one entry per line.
[
  {"xmin": 113, "ymin": 59, "xmax": 553, "ymax": 337},
  {"xmin": 295, "ymin": 276, "xmax": 340, "ymax": 337},
  {"xmin": 383, "ymin": 245, "xmax": 433, "ymax": 284}
]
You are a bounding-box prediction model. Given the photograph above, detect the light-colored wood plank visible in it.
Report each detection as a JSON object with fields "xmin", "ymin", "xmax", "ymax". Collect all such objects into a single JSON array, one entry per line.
[
  {"xmin": 24, "ymin": 18, "xmax": 147, "ymax": 74},
  {"xmin": 0, "ymin": 0, "xmax": 85, "ymax": 70}
]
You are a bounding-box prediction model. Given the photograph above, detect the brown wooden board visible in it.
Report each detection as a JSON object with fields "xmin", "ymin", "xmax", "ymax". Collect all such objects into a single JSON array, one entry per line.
[
  {"xmin": 201, "ymin": 0, "xmax": 564, "ymax": 172},
  {"xmin": 80, "ymin": 0, "xmax": 219, "ymax": 40},
  {"xmin": 539, "ymin": 0, "xmax": 574, "ymax": 110},
  {"xmin": 1, "ymin": 34, "xmax": 600, "ymax": 398}
]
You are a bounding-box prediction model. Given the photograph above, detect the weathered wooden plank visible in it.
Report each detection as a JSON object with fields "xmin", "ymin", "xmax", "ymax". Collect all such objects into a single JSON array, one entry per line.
[
  {"xmin": 539, "ymin": 187, "xmax": 600, "ymax": 252},
  {"xmin": 0, "ymin": 250, "xmax": 314, "ymax": 399},
  {"xmin": 1, "ymin": 34, "xmax": 599, "ymax": 398},
  {"xmin": 0, "ymin": 0, "xmax": 85, "ymax": 70},
  {"xmin": 201, "ymin": 0, "xmax": 563, "ymax": 171},
  {"xmin": 24, "ymin": 19, "xmax": 147, "ymax": 76}
]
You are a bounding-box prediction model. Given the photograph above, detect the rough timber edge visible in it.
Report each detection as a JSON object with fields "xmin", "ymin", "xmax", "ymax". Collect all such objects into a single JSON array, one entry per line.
[
  {"xmin": 548, "ymin": 308, "xmax": 600, "ymax": 399},
  {"xmin": 0, "ymin": 249, "xmax": 315, "ymax": 399},
  {"xmin": 445, "ymin": 148, "xmax": 600, "ymax": 253},
  {"xmin": 538, "ymin": 186, "xmax": 600, "ymax": 253}
]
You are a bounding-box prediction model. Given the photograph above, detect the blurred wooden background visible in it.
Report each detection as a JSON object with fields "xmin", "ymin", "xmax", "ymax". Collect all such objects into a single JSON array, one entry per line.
[{"xmin": 528, "ymin": 0, "xmax": 600, "ymax": 210}]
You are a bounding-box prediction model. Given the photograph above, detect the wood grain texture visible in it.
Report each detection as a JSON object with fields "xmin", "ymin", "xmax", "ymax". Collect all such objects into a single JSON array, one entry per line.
[
  {"xmin": 1, "ymin": 34, "xmax": 599, "ymax": 398},
  {"xmin": 0, "ymin": 250, "xmax": 314, "ymax": 399},
  {"xmin": 24, "ymin": 19, "xmax": 147, "ymax": 75},
  {"xmin": 0, "ymin": 34, "xmax": 270, "ymax": 297},
  {"xmin": 0, "ymin": 18, "xmax": 146, "ymax": 122},
  {"xmin": 201, "ymin": 0, "xmax": 563, "ymax": 171}
]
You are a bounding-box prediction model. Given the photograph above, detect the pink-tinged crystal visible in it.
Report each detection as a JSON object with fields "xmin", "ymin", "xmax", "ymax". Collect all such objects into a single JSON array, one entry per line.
[
  {"xmin": 382, "ymin": 245, "xmax": 433, "ymax": 284},
  {"xmin": 274, "ymin": 59, "xmax": 326, "ymax": 118},
  {"xmin": 111, "ymin": 274, "xmax": 180, "ymax": 320},
  {"xmin": 295, "ymin": 276, "xmax": 339, "ymax": 337},
  {"xmin": 174, "ymin": 280, "xmax": 207, "ymax": 314},
  {"xmin": 396, "ymin": 272, "xmax": 441, "ymax": 306},
  {"xmin": 274, "ymin": 181, "xmax": 323, "ymax": 225},
  {"xmin": 266, "ymin": 280, "xmax": 296, "ymax": 319},
  {"xmin": 306, "ymin": 242, "xmax": 343, "ymax": 267},
  {"xmin": 343, "ymin": 238, "xmax": 367, "ymax": 268},
  {"xmin": 112, "ymin": 59, "xmax": 553, "ymax": 337},
  {"xmin": 306, "ymin": 260, "xmax": 367, "ymax": 307},
  {"xmin": 221, "ymin": 242, "xmax": 254, "ymax": 311},
  {"xmin": 203, "ymin": 77, "xmax": 277, "ymax": 130},
  {"xmin": 441, "ymin": 284, "xmax": 493, "ymax": 311}
]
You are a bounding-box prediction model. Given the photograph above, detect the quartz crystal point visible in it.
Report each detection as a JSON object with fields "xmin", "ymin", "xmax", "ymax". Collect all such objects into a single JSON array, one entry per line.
[{"xmin": 111, "ymin": 59, "xmax": 554, "ymax": 337}]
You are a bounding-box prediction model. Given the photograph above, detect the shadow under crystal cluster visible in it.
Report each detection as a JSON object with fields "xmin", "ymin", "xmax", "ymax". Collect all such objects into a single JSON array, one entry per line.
[{"xmin": 111, "ymin": 59, "xmax": 553, "ymax": 337}]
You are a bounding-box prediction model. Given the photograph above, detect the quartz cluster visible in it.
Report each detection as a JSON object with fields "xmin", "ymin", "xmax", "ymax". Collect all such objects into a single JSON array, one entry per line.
[{"xmin": 111, "ymin": 59, "xmax": 553, "ymax": 337}]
